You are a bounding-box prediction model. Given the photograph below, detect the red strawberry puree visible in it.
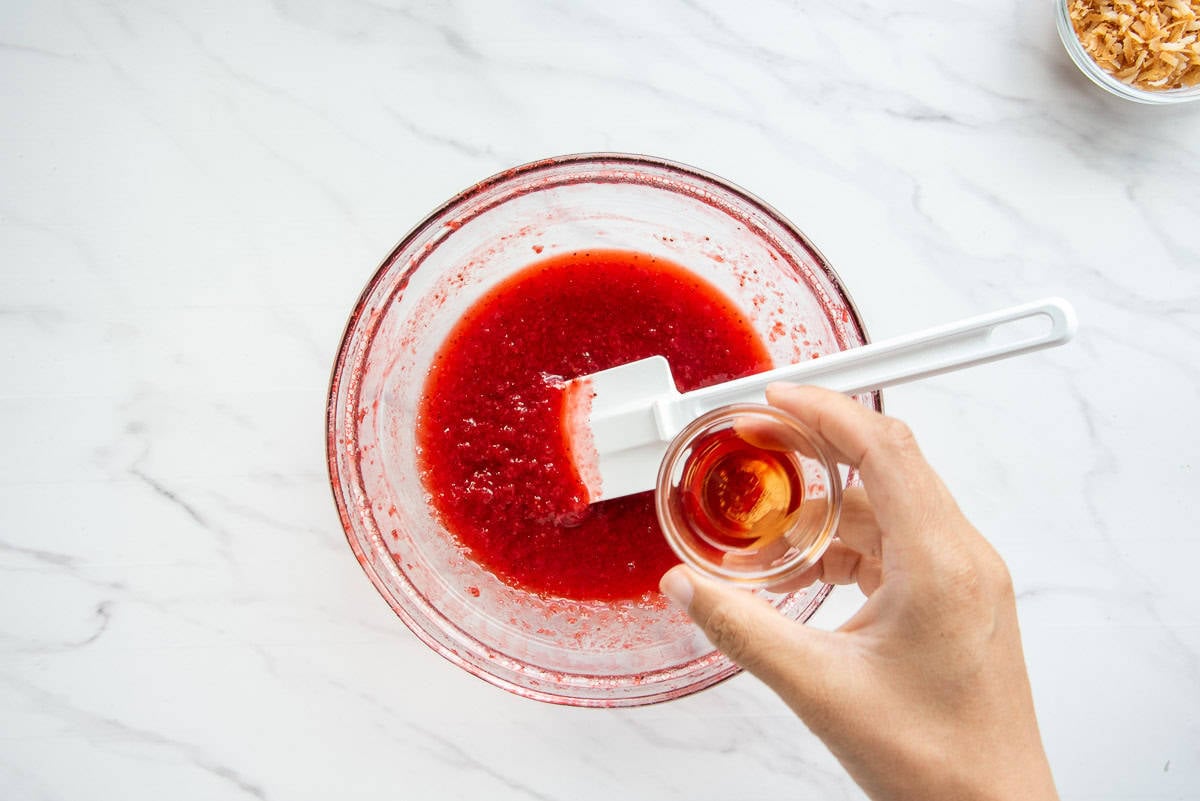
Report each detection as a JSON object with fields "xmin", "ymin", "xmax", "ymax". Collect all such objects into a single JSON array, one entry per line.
[{"xmin": 417, "ymin": 249, "xmax": 771, "ymax": 601}]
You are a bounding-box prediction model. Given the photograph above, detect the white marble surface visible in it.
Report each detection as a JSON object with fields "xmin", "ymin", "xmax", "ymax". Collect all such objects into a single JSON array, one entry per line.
[{"xmin": 3, "ymin": 1, "xmax": 1199, "ymax": 798}]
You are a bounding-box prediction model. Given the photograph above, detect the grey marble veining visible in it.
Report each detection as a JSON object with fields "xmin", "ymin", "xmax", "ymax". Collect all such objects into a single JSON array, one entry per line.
[{"xmin": 3, "ymin": 1, "xmax": 1198, "ymax": 798}]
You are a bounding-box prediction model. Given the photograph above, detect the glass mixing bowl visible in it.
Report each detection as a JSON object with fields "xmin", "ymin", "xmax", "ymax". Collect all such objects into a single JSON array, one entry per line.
[{"xmin": 326, "ymin": 153, "xmax": 878, "ymax": 706}]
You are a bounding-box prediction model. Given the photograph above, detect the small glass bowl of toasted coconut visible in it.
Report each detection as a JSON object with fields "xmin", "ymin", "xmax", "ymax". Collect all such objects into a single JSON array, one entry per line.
[{"xmin": 1057, "ymin": 0, "xmax": 1200, "ymax": 103}]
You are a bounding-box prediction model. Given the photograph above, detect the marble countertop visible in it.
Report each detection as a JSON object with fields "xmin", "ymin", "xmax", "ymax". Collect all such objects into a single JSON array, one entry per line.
[{"xmin": 3, "ymin": 1, "xmax": 1198, "ymax": 799}]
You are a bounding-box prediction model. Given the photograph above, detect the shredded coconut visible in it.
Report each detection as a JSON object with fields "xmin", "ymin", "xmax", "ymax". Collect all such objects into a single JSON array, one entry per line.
[{"xmin": 1069, "ymin": 0, "xmax": 1200, "ymax": 90}]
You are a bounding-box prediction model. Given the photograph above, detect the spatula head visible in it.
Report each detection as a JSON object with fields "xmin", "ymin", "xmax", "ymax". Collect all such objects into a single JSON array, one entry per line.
[{"xmin": 561, "ymin": 355, "xmax": 679, "ymax": 503}]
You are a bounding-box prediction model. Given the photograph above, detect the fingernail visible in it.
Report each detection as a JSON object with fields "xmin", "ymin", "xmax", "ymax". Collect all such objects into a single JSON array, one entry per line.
[{"xmin": 660, "ymin": 566, "xmax": 694, "ymax": 610}]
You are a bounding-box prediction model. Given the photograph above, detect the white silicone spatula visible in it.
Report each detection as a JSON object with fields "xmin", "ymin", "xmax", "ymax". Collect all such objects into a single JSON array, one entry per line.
[{"xmin": 561, "ymin": 297, "xmax": 1077, "ymax": 503}]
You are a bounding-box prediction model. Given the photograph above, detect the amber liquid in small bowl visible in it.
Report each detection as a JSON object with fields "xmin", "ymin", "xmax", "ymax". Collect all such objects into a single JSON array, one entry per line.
[{"xmin": 679, "ymin": 425, "xmax": 805, "ymax": 551}]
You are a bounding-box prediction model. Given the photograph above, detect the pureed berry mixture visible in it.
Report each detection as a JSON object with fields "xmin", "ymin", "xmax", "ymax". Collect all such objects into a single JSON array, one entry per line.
[{"xmin": 417, "ymin": 249, "xmax": 771, "ymax": 601}]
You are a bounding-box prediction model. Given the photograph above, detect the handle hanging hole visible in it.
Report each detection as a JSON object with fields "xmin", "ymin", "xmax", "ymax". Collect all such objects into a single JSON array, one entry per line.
[{"xmin": 987, "ymin": 312, "xmax": 1053, "ymax": 349}]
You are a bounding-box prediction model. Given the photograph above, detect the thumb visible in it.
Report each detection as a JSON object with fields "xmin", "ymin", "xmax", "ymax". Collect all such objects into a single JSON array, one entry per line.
[{"xmin": 660, "ymin": 565, "xmax": 837, "ymax": 705}]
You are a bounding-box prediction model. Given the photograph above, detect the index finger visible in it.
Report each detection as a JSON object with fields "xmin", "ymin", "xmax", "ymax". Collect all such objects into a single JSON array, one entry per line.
[{"xmin": 764, "ymin": 383, "xmax": 960, "ymax": 548}]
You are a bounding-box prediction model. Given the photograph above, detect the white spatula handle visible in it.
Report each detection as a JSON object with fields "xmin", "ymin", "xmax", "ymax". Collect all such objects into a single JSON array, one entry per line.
[{"xmin": 662, "ymin": 297, "xmax": 1077, "ymax": 433}]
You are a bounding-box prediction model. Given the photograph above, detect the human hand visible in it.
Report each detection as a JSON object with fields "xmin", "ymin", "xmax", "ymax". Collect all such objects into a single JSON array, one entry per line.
[{"xmin": 659, "ymin": 384, "xmax": 1058, "ymax": 801}]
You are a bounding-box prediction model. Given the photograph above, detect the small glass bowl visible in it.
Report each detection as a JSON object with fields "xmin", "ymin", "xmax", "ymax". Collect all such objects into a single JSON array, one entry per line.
[
  {"xmin": 1055, "ymin": 0, "xmax": 1200, "ymax": 105},
  {"xmin": 656, "ymin": 404, "xmax": 842, "ymax": 586}
]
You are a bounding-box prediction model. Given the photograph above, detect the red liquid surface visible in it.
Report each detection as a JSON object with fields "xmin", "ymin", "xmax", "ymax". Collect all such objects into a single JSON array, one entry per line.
[{"xmin": 417, "ymin": 249, "xmax": 772, "ymax": 601}]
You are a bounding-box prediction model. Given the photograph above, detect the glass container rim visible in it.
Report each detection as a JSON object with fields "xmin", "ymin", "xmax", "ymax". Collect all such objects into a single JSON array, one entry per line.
[
  {"xmin": 325, "ymin": 153, "xmax": 873, "ymax": 705},
  {"xmin": 656, "ymin": 403, "xmax": 844, "ymax": 586}
]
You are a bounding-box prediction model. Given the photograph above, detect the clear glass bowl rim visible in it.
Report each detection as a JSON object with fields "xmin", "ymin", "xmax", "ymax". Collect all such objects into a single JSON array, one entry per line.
[{"xmin": 325, "ymin": 152, "xmax": 878, "ymax": 706}]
